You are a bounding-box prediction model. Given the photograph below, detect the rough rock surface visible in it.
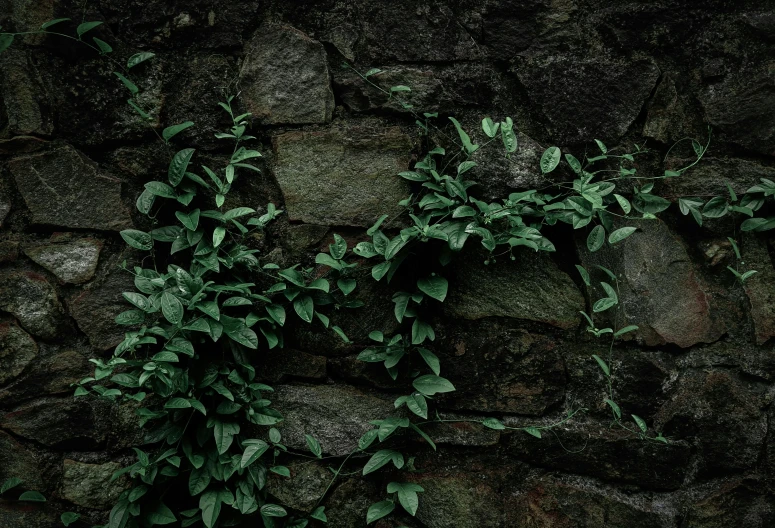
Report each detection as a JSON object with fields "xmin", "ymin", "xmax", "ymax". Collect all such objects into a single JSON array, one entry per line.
[
  {"xmin": 445, "ymin": 250, "xmax": 584, "ymax": 329},
  {"xmin": 0, "ymin": 271, "xmax": 68, "ymax": 340},
  {"xmin": 241, "ymin": 24, "xmax": 334, "ymax": 125},
  {"xmin": 0, "ymin": 321, "xmax": 38, "ymax": 386},
  {"xmin": 578, "ymin": 219, "xmax": 727, "ymax": 348},
  {"xmin": 24, "ymin": 238, "xmax": 102, "ymax": 284},
  {"xmin": 272, "ymin": 122, "xmax": 411, "ymax": 226},
  {"xmin": 59, "ymin": 459, "xmax": 125, "ymax": 509},
  {"xmin": 7, "ymin": 145, "xmax": 132, "ymax": 230}
]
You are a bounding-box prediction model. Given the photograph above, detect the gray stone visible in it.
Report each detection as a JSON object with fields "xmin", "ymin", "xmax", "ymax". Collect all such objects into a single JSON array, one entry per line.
[
  {"xmin": 60, "ymin": 459, "xmax": 126, "ymax": 509},
  {"xmin": 241, "ymin": 24, "xmax": 334, "ymax": 125},
  {"xmin": 0, "ymin": 320, "xmax": 37, "ymax": 386},
  {"xmin": 699, "ymin": 62, "xmax": 775, "ymax": 156},
  {"xmin": 0, "ymin": 397, "xmax": 107, "ymax": 449},
  {"xmin": 643, "ymin": 73, "xmax": 699, "ymax": 144},
  {"xmin": 68, "ymin": 258, "xmax": 136, "ymax": 350},
  {"xmin": 0, "ymin": 503, "xmax": 58, "ymax": 528},
  {"xmin": 256, "ymin": 348, "xmax": 327, "ymax": 383},
  {"xmin": 506, "ymin": 417, "xmax": 691, "ymax": 490},
  {"xmin": 441, "ymin": 330, "xmax": 565, "ymax": 415},
  {"xmin": 7, "ymin": 145, "xmax": 132, "ymax": 230},
  {"xmin": 660, "ymin": 157, "xmax": 775, "ymax": 202},
  {"xmin": 265, "ymin": 460, "xmax": 329, "ymax": 512},
  {"xmin": 0, "ymin": 430, "xmax": 46, "ymax": 491},
  {"xmin": 741, "ymin": 235, "xmax": 775, "ymax": 345},
  {"xmin": 0, "ymin": 49, "xmax": 52, "ymax": 137},
  {"xmin": 445, "ymin": 250, "xmax": 584, "ymax": 329},
  {"xmin": 654, "ymin": 370, "xmax": 766, "ymax": 475},
  {"xmin": 513, "ymin": 54, "xmax": 659, "ymax": 143},
  {"xmin": 425, "ymin": 412, "xmax": 501, "ymax": 447},
  {"xmin": 0, "ymin": 271, "xmax": 68, "ymax": 340},
  {"xmin": 272, "ymin": 122, "xmax": 411, "ymax": 226},
  {"xmin": 684, "ymin": 478, "xmax": 775, "ymax": 528},
  {"xmin": 24, "ymin": 238, "xmax": 102, "ymax": 284},
  {"xmin": 271, "ymin": 384, "xmax": 393, "ymax": 456},
  {"xmin": 513, "ymin": 474, "xmax": 676, "ymax": 528},
  {"xmin": 578, "ymin": 219, "xmax": 727, "ymax": 348}
]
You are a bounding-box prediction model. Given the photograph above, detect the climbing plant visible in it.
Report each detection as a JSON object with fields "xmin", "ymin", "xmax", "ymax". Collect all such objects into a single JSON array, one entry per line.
[{"xmin": 2, "ymin": 16, "xmax": 774, "ymax": 528}]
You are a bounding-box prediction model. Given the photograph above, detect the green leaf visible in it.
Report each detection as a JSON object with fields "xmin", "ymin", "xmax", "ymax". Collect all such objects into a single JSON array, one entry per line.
[
  {"xmin": 40, "ymin": 18, "xmax": 71, "ymax": 29},
  {"xmin": 482, "ymin": 417, "xmax": 505, "ymax": 430},
  {"xmin": 293, "ymin": 295, "xmax": 314, "ymax": 323},
  {"xmin": 632, "ymin": 414, "xmax": 648, "ymax": 433},
  {"xmin": 587, "ymin": 225, "xmax": 605, "ymax": 252},
  {"xmin": 593, "ymin": 296, "xmax": 617, "ymax": 313},
  {"xmin": 594, "ymin": 139, "xmax": 608, "ymax": 154},
  {"xmin": 565, "ymin": 153, "xmax": 582, "ymax": 173},
  {"xmin": 77, "ymin": 21, "xmax": 103, "ymax": 37},
  {"xmin": 305, "ymin": 434, "xmax": 322, "ymax": 458},
  {"xmin": 366, "ymin": 501, "xmax": 395, "ymax": 524},
  {"xmin": 702, "ymin": 196, "xmax": 729, "ymax": 218},
  {"xmin": 261, "ymin": 504, "xmax": 287, "ymax": 517},
  {"xmin": 604, "ymin": 398, "xmax": 621, "ymax": 419},
  {"xmin": 120, "ymin": 229, "xmax": 152, "ymax": 251},
  {"xmin": 337, "ymin": 278, "xmax": 356, "ymax": 296},
  {"xmin": 127, "ymin": 52, "xmax": 156, "ymax": 69},
  {"xmin": 614, "ymin": 194, "xmax": 631, "ymax": 214},
  {"xmin": 93, "ymin": 37, "xmax": 113, "ymax": 54},
  {"xmin": 199, "ymin": 490, "xmax": 221, "ymax": 528},
  {"xmin": 592, "ymin": 354, "xmax": 610, "ymax": 376},
  {"xmin": 329, "ymin": 233, "xmax": 348, "ymax": 259},
  {"xmin": 448, "ymin": 116, "xmax": 479, "ymax": 154},
  {"xmin": 161, "ymin": 292, "xmax": 184, "ymax": 325},
  {"xmin": 270, "ymin": 466, "xmax": 290, "ymax": 477},
  {"xmin": 61, "ymin": 512, "xmax": 81, "ymax": 527},
  {"xmin": 310, "ymin": 506, "xmax": 327, "ymax": 522},
  {"xmin": 213, "ymin": 226, "xmax": 226, "ymax": 248},
  {"xmin": 0, "ymin": 34, "xmax": 14, "ymax": 54},
  {"xmin": 169, "ymin": 148, "xmax": 196, "ymax": 187},
  {"xmin": 19, "ymin": 490, "xmax": 46, "ymax": 502},
  {"xmin": 113, "ymin": 72, "xmax": 138, "ymax": 95},
  {"xmin": 575, "ymin": 264, "xmax": 591, "ymax": 286},
  {"xmin": 524, "ymin": 427, "xmax": 542, "ymax": 438},
  {"xmin": 633, "ymin": 193, "xmax": 671, "ymax": 214},
  {"xmin": 540, "ymin": 147, "xmax": 561, "ymax": 174},
  {"xmin": 363, "ymin": 450, "xmax": 403, "ymax": 475},
  {"xmin": 1, "ymin": 477, "xmax": 22, "ymax": 494},
  {"xmin": 412, "ymin": 374, "xmax": 455, "ymax": 396},
  {"xmin": 608, "ymin": 226, "xmax": 637, "ymax": 244},
  {"xmin": 406, "ymin": 393, "xmax": 428, "ymax": 419},
  {"xmin": 417, "ymin": 275, "xmax": 448, "ymax": 302},
  {"xmin": 240, "ymin": 440, "xmax": 269, "ymax": 468},
  {"xmin": 176, "ymin": 209, "xmax": 200, "ymax": 231},
  {"xmin": 500, "ymin": 117, "xmax": 517, "ymax": 154},
  {"xmin": 482, "ymin": 117, "xmax": 499, "ymax": 138},
  {"xmin": 390, "ymin": 85, "xmax": 411, "ymax": 93},
  {"xmin": 387, "ymin": 482, "xmax": 425, "ymax": 516},
  {"xmin": 145, "ymin": 502, "xmax": 176, "ymax": 525},
  {"xmin": 614, "ymin": 325, "xmax": 638, "ymax": 337},
  {"xmin": 163, "ymin": 121, "xmax": 194, "ymax": 142},
  {"xmin": 417, "ymin": 348, "xmax": 441, "ymax": 375}
]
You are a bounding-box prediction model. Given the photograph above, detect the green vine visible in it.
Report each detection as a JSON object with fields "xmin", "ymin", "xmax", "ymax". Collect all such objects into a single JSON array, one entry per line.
[{"xmin": 2, "ymin": 16, "xmax": 774, "ymax": 528}]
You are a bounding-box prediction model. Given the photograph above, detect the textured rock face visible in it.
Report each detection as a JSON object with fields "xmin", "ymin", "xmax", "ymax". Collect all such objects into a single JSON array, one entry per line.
[
  {"xmin": 578, "ymin": 220, "xmax": 727, "ymax": 348},
  {"xmin": 24, "ymin": 238, "xmax": 102, "ymax": 284},
  {"xmin": 241, "ymin": 24, "xmax": 334, "ymax": 125},
  {"xmin": 0, "ymin": 0, "xmax": 774, "ymax": 524},
  {"xmin": 271, "ymin": 384, "xmax": 393, "ymax": 456},
  {"xmin": 7, "ymin": 145, "xmax": 132, "ymax": 230},
  {"xmin": 0, "ymin": 271, "xmax": 68, "ymax": 340},
  {"xmin": 272, "ymin": 123, "xmax": 411, "ymax": 226},
  {"xmin": 514, "ymin": 54, "xmax": 660, "ymax": 143},
  {"xmin": 445, "ymin": 250, "xmax": 584, "ymax": 329},
  {"xmin": 60, "ymin": 459, "xmax": 126, "ymax": 509},
  {"xmin": 0, "ymin": 321, "xmax": 38, "ymax": 386}
]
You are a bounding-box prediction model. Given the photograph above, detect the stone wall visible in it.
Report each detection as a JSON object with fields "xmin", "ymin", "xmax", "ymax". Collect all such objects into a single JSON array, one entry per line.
[{"xmin": 1, "ymin": 0, "xmax": 774, "ymax": 526}]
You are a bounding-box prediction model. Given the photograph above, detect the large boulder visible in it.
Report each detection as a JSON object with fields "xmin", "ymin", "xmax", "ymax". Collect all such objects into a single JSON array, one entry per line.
[
  {"xmin": 241, "ymin": 24, "xmax": 334, "ymax": 125},
  {"xmin": 0, "ymin": 49, "xmax": 52, "ymax": 137},
  {"xmin": 7, "ymin": 145, "xmax": 132, "ymax": 230},
  {"xmin": 59, "ymin": 459, "xmax": 126, "ymax": 510},
  {"xmin": 272, "ymin": 122, "xmax": 411, "ymax": 227}
]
